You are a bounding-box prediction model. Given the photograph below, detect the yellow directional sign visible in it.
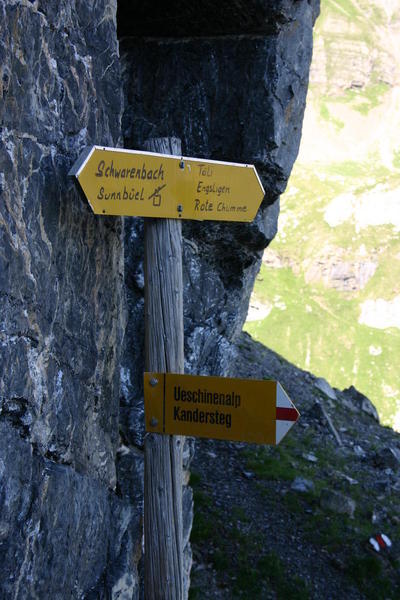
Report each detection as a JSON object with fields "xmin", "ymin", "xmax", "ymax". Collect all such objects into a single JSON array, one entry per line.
[
  {"xmin": 144, "ymin": 372, "xmax": 299, "ymax": 445},
  {"xmin": 69, "ymin": 146, "xmax": 265, "ymax": 222}
]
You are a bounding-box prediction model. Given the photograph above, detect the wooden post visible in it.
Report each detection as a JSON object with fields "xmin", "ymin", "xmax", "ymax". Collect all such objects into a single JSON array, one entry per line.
[{"xmin": 144, "ymin": 137, "xmax": 184, "ymax": 600}]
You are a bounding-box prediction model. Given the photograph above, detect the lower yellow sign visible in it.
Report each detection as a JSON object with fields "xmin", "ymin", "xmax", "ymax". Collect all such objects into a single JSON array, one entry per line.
[{"xmin": 144, "ymin": 372, "xmax": 299, "ymax": 445}]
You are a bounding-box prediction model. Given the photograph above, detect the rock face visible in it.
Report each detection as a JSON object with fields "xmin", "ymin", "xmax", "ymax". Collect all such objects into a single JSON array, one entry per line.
[
  {"xmin": 0, "ymin": 0, "xmax": 123, "ymax": 482},
  {"xmin": 0, "ymin": 1, "xmax": 140, "ymax": 596},
  {"xmin": 0, "ymin": 423, "xmax": 138, "ymax": 599},
  {"xmin": 120, "ymin": 0, "xmax": 319, "ymax": 437},
  {"xmin": 0, "ymin": 0, "xmax": 318, "ymax": 596}
]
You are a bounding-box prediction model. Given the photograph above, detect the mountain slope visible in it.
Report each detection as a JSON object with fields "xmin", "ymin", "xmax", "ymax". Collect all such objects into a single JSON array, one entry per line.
[
  {"xmin": 245, "ymin": 0, "xmax": 400, "ymax": 427},
  {"xmin": 190, "ymin": 333, "xmax": 400, "ymax": 599}
]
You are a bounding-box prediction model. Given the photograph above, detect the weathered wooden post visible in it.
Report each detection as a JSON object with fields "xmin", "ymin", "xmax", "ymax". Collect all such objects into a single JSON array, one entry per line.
[{"xmin": 143, "ymin": 137, "xmax": 184, "ymax": 599}]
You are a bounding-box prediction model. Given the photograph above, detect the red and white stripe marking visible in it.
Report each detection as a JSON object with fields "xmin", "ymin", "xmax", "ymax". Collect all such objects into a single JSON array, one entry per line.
[
  {"xmin": 276, "ymin": 383, "xmax": 300, "ymax": 444},
  {"xmin": 369, "ymin": 533, "xmax": 392, "ymax": 552}
]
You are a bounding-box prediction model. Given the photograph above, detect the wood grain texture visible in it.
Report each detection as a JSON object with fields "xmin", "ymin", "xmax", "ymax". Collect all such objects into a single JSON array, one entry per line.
[{"xmin": 144, "ymin": 137, "xmax": 185, "ymax": 600}]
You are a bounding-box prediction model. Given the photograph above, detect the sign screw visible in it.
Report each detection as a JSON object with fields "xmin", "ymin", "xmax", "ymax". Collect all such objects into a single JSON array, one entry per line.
[
  {"xmin": 150, "ymin": 417, "xmax": 158, "ymax": 427},
  {"xmin": 149, "ymin": 378, "xmax": 158, "ymax": 387},
  {"xmin": 179, "ymin": 160, "xmax": 185, "ymax": 169},
  {"xmin": 177, "ymin": 205, "xmax": 183, "ymax": 213}
]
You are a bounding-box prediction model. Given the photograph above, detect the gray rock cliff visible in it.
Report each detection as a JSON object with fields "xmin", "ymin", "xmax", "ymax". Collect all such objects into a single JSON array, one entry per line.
[
  {"xmin": 0, "ymin": 0, "xmax": 318, "ymax": 596},
  {"xmin": 0, "ymin": 1, "xmax": 139, "ymax": 597},
  {"xmin": 120, "ymin": 0, "xmax": 319, "ymax": 440}
]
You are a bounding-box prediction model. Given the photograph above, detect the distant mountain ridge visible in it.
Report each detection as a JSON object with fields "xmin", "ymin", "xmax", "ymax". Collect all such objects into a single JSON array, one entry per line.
[{"xmin": 246, "ymin": 0, "xmax": 400, "ymax": 427}]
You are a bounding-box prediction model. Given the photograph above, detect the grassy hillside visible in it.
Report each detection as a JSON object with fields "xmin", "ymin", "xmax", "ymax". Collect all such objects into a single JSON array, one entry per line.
[{"xmin": 245, "ymin": 0, "xmax": 400, "ymax": 427}]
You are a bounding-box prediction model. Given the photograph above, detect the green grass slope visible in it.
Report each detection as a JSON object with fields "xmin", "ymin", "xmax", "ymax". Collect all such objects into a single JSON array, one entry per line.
[{"xmin": 245, "ymin": 0, "xmax": 400, "ymax": 427}]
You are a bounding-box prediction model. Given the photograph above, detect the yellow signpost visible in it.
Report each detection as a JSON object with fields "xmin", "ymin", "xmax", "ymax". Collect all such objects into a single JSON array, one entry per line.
[
  {"xmin": 144, "ymin": 372, "xmax": 299, "ymax": 445},
  {"xmin": 69, "ymin": 145, "xmax": 265, "ymax": 221},
  {"xmin": 70, "ymin": 139, "xmax": 297, "ymax": 598}
]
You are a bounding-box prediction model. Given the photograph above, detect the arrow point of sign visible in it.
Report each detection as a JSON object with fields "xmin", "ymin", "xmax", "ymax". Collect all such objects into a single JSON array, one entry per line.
[
  {"xmin": 68, "ymin": 146, "xmax": 94, "ymax": 178},
  {"xmin": 276, "ymin": 382, "xmax": 299, "ymax": 445}
]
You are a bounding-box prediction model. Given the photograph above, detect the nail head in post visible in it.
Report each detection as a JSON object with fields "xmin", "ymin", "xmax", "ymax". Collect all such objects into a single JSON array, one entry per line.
[
  {"xmin": 150, "ymin": 417, "xmax": 158, "ymax": 427},
  {"xmin": 149, "ymin": 377, "xmax": 158, "ymax": 387}
]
